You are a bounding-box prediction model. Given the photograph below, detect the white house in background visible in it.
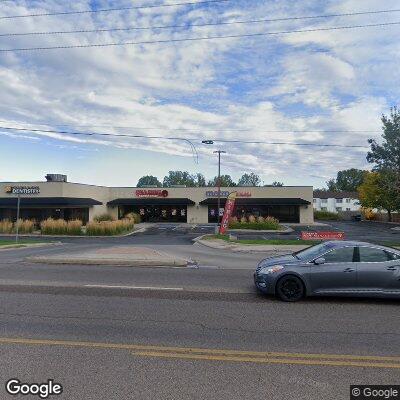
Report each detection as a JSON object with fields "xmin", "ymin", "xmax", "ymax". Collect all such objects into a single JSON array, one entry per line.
[{"xmin": 313, "ymin": 191, "xmax": 360, "ymax": 213}]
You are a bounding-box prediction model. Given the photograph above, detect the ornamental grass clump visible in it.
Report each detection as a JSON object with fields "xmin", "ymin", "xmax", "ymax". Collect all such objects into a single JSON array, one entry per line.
[
  {"xmin": 248, "ymin": 215, "xmax": 256, "ymax": 223},
  {"xmin": 86, "ymin": 219, "xmax": 134, "ymax": 236},
  {"xmin": 40, "ymin": 218, "xmax": 68, "ymax": 235},
  {"xmin": 16, "ymin": 219, "xmax": 35, "ymax": 234},
  {"xmin": 94, "ymin": 213, "xmax": 115, "ymax": 222},
  {"xmin": 125, "ymin": 212, "xmax": 141, "ymax": 223},
  {"xmin": 0, "ymin": 220, "xmax": 13, "ymax": 233},
  {"xmin": 66, "ymin": 220, "xmax": 83, "ymax": 235}
]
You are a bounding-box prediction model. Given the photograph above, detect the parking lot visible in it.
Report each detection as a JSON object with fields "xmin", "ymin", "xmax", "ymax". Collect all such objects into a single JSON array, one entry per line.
[
  {"xmin": 224, "ymin": 220, "xmax": 400, "ymax": 244},
  {"xmin": 2, "ymin": 220, "xmax": 400, "ymax": 246}
]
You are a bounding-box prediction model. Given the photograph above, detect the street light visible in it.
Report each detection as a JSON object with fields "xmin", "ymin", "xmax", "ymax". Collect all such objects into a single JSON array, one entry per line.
[{"xmin": 202, "ymin": 140, "xmax": 226, "ymax": 230}]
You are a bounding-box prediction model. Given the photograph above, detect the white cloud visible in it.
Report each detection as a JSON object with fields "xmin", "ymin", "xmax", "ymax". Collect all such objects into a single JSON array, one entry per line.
[{"xmin": 0, "ymin": 0, "xmax": 398, "ymax": 187}]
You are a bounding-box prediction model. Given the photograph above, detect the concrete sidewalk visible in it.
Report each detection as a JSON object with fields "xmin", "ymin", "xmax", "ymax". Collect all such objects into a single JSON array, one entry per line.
[{"xmin": 27, "ymin": 246, "xmax": 190, "ymax": 267}]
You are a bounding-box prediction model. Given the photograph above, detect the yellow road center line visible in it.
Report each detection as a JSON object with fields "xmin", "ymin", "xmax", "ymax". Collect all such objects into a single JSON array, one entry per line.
[
  {"xmin": 0, "ymin": 337, "xmax": 399, "ymax": 364},
  {"xmin": 133, "ymin": 351, "xmax": 400, "ymax": 369}
]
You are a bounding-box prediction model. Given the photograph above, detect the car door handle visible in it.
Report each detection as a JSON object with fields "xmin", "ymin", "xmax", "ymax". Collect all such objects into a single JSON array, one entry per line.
[
  {"xmin": 387, "ymin": 266, "xmax": 397, "ymax": 271},
  {"xmin": 343, "ymin": 268, "xmax": 355, "ymax": 273}
]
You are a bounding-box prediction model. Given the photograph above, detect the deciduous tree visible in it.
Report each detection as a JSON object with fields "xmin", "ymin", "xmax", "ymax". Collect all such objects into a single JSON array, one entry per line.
[
  {"xmin": 207, "ymin": 175, "xmax": 236, "ymax": 187},
  {"xmin": 238, "ymin": 173, "xmax": 261, "ymax": 186},
  {"xmin": 358, "ymin": 171, "xmax": 399, "ymax": 221},
  {"xmin": 136, "ymin": 175, "xmax": 162, "ymax": 187},
  {"xmin": 162, "ymin": 171, "xmax": 196, "ymax": 187}
]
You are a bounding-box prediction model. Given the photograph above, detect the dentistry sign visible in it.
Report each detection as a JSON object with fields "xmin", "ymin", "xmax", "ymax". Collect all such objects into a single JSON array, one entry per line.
[{"xmin": 5, "ymin": 186, "xmax": 40, "ymax": 195}]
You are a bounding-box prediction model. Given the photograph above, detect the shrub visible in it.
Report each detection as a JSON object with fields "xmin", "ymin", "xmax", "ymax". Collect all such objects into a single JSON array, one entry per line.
[
  {"xmin": 94, "ymin": 213, "xmax": 115, "ymax": 222},
  {"xmin": 125, "ymin": 212, "xmax": 141, "ymax": 224},
  {"xmin": 0, "ymin": 220, "xmax": 13, "ymax": 233},
  {"xmin": 257, "ymin": 216, "xmax": 265, "ymax": 223},
  {"xmin": 86, "ymin": 219, "xmax": 134, "ymax": 236},
  {"xmin": 240, "ymin": 216, "xmax": 247, "ymax": 223},
  {"xmin": 361, "ymin": 207, "xmax": 375, "ymax": 220},
  {"xmin": 314, "ymin": 210, "xmax": 340, "ymax": 221}
]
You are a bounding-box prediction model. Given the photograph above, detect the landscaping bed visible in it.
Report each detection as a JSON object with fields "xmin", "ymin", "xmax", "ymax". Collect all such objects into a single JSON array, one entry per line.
[
  {"xmin": 228, "ymin": 216, "xmax": 284, "ymax": 230},
  {"xmin": 0, "ymin": 216, "xmax": 137, "ymax": 237},
  {"xmin": 204, "ymin": 234, "xmax": 320, "ymax": 246}
]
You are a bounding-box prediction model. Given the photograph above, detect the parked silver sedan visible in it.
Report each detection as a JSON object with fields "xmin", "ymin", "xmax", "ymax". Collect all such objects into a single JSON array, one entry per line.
[{"xmin": 254, "ymin": 241, "xmax": 400, "ymax": 301}]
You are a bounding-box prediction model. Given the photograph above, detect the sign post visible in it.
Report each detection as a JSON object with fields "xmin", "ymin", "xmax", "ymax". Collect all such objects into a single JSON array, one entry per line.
[
  {"xmin": 219, "ymin": 192, "xmax": 237, "ymax": 235},
  {"xmin": 15, "ymin": 193, "xmax": 20, "ymax": 243}
]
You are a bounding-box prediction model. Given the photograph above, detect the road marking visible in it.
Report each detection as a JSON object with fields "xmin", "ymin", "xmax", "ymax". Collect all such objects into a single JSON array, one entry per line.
[
  {"xmin": 0, "ymin": 337, "xmax": 398, "ymax": 369},
  {"xmin": 133, "ymin": 351, "xmax": 400, "ymax": 369},
  {"xmin": 84, "ymin": 285, "xmax": 183, "ymax": 291}
]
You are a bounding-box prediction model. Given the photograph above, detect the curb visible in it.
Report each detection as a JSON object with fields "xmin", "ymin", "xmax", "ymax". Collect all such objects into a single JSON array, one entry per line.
[
  {"xmin": 193, "ymin": 236, "xmax": 309, "ymax": 253},
  {"xmin": 0, "ymin": 227, "xmax": 146, "ymax": 239},
  {"xmin": 0, "ymin": 242, "xmax": 62, "ymax": 251},
  {"xmin": 26, "ymin": 257, "xmax": 189, "ymax": 267},
  {"xmin": 227, "ymin": 226, "xmax": 294, "ymax": 234}
]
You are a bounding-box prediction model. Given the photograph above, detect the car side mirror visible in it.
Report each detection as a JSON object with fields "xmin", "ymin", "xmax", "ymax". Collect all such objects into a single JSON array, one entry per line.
[{"xmin": 314, "ymin": 257, "xmax": 325, "ymax": 265}]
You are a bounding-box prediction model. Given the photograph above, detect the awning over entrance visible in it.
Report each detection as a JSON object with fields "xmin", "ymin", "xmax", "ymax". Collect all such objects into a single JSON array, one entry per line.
[
  {"xmin": 199, "ymin": 198, "xmax": 311, "ymax": 206},
  {"xmin": 108, "ymin": 198, "xmax": 195, "ymax": 206},
  {"xmin": 0, "ymin": 197, "xmax": 102, "ymax": 207}
]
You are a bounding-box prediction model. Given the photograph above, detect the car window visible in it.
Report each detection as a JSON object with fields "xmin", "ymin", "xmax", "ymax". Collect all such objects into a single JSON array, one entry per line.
[
  {"xmin": 359, "ymin": 247, "xmax": 392, "ymax": 262},
  {"xmin": 323, "ymin": 247, "xmax": 354, "ymax": 263},
  {"xmin": 386, "ymin": 251, "xmax": 400, "ymax": 261},
  {"xmin": 294, "ymin": 243, "xmax": 330, "ymax": 261}
]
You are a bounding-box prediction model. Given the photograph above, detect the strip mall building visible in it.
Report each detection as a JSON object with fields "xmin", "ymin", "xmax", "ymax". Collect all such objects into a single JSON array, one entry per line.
[{"xmin": 0, "ymin": 175, "xmax": 314, "ymax": 224}]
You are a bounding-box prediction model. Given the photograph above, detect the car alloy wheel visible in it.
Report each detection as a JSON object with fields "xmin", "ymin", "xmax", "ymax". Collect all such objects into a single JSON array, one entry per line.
[{"xmin": 276, "ymin": 275, "xmax": 304, "ymax": 302}]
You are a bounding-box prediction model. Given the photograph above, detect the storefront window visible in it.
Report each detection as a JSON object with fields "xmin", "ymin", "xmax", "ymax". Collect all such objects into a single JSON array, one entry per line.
[{"xmin": 120, "ymin": 205, "xmax": 188, "ymax": 223}]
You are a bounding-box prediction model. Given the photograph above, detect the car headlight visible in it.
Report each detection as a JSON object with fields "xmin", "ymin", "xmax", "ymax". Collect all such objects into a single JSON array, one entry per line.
[{"xmin": 259, "ymin": 265, "xmax": 284, "ymax": 275}]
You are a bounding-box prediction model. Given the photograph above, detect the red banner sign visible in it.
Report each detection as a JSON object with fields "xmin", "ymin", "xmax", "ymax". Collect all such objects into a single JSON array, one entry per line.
[
  {"xmin": 301, "ymin": 231, "xmax": 345, "ymax": 240},
  {"xmin": 219, "ymin": 192, "xmax": 237, "ymax": 235},
  {"xmin": 135, "ymin": 189, "xmax": 168, "ymax": 198}
]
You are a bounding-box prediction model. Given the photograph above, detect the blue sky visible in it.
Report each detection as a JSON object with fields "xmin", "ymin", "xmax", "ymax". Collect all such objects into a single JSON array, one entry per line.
[{"xmin": 0, "ymin": 0, "xmax": 399, "ymax": 187}]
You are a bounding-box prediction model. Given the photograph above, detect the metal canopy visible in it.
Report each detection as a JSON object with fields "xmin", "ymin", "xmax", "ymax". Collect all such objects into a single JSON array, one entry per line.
[
  {"xmin": 108, "ymin": 198, "xmax": 195, "ymax": 206},
  {"xmin": 0, "ymin": 197, "xmax": 102, "ymax": 207},
  {"xmin": 199, "ymin": 198, "xmax": 311, "ymax": 206}
]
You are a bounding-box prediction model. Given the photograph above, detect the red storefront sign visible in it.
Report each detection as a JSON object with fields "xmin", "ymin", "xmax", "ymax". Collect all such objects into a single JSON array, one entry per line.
[
  {"xmin": 301, "ymin": 231, "xmax": 345, "ymax": 240},
  {"xmin": 135, "ymin": 189, "xmax": 168, "ymax": 198},
  {"xmin": 219, "ymin": 192, "xmax": 237, "ymax": 235}
]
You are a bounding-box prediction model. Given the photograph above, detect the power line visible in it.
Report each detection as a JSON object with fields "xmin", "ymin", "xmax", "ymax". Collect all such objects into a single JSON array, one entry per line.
[
  {"xmin": 0, "ymin": 125, "xmax": 369, "ymax": 148},
  {"xmin": 0, "ymin": 0, "xmax": 229, "ymax": 19},
  {"xmin": 205, "ymin": 139, "xmax": 368, "ymax": 148},
  {"xmin": 1, "ymin": 21, "xmax": 399, "ymax": 52},
  {"xmin": 2, "ymin": 8, "xmax": 400, "ymax": 37},
  {"xmin": 0, "ymin": 121, "xmax": 378, "ymax": 133}
]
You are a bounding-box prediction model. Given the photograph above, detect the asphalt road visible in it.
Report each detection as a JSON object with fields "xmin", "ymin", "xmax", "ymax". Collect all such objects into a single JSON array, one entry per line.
[
  {"xmin": 0, "ymin": 224, "xmax": 399, "ymax": 399},
  {"xmin": 0, "ymin": 286, "xmax": 398, "ymax": 400}
]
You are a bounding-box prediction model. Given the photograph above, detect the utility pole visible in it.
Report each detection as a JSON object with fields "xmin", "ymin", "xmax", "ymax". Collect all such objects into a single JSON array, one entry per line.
[
  {"xmin": 201, "ymin": 140, "xmax": 227, "ymax": 231},
  {"xmin": 214, "ymin": 150, "xmax": 226, "ymax": 230}
]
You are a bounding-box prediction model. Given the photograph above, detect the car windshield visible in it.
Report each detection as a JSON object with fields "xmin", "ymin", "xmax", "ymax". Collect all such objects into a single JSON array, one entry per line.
[{"xmin": 294, "ymin": 243, "xmax": 331, "ymax": 261}]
